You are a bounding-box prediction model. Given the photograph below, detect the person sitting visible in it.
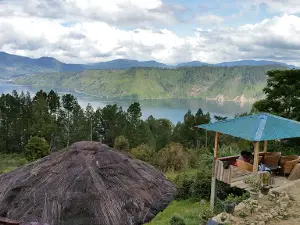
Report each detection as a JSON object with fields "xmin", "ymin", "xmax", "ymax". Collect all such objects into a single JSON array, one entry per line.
[{"xmin": 234, "ymin": 151, "xmax": 251, "ymax": 166}]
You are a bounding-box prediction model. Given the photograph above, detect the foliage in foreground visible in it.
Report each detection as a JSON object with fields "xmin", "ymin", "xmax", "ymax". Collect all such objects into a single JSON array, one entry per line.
[
  {"xmin": 25, "ymin": 136, "xmax": 50, "ymax": 161},
  {"xmin": 0, "ymin": 153, "xmax": 28, "ymax": 174},
  {"xmin": 146, "ymin": 199, "xmax": 201, "ymax": 225}
]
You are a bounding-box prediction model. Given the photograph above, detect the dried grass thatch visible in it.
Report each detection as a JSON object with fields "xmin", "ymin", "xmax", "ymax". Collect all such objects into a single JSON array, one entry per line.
[{"xmin": 0, "ymin": 141, "xmax": 177, "ymax": 225}]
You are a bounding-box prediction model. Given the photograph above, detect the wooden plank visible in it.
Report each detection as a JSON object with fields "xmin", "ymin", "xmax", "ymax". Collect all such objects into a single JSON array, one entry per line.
[
  {"xmin": 288, "ymin": 163, "xmax": 300, "ymax": 181},
  {"xmin": 264, "ymin": 140, "xmax": 268, "ymax": 153},
  {"xmin": 214, "ymin": 132, "xmax": 220, "ymax": 158},
  {"xmin": 210, "ymin": 132, "xmax": 220, "ymax": 212},
  {"xmin": 253, "ymin": 141, "xmax": 260, "ymax": 172},
  {"xmin": 220, "ymin": 161, "xmax": 224, "ymax": 182}
]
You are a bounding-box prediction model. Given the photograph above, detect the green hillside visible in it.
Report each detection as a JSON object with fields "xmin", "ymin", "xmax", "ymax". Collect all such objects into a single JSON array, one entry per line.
[{"xmin": 14, "ymin": 65, "xmax": 286, "ymax": 100}]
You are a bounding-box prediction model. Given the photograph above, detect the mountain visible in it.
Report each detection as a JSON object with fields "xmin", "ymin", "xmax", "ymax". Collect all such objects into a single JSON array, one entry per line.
[
  {"xmin": 176, "ymin": 61, "xmax": 210, "ymax": 67},
  {"xmin": 0, "ymin": 52, "xmax": 84, "ymax": 78},
  {"xmin": 14, "ymin": 65, "xmax": 287, "ymax": 101},
  {"xmin": 85, "ymin": 59, "xmax": 169, "ymax": 70},
  {"xmin": 0, "ymin": 52, "xmax": 297, "ymax": 79},
  {"xmin": 215, "ymin": 60, "xmax": 297, "ymax": 68}
]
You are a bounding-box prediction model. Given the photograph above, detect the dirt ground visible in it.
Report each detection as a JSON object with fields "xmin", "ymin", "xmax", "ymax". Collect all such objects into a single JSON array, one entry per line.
[{"xmin": 269, "ymin": 184, "xmax": 300, "ymax": 225}]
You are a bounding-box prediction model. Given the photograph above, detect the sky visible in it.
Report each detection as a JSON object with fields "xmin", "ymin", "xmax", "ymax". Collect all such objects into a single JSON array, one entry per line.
[{"xmin": 0, "ymin": 0, "xmax": 300, "ymax": 65}]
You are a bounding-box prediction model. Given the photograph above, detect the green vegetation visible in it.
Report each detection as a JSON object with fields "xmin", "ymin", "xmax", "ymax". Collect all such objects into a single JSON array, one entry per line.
[
  {"xmin": 2, "ymin": 69, "xmax": 300, "ymax": 224},
  {"xmin": 0, "ymin": 153, "xmax": 28, "ymax": 174},
  {"xmin": 25, "ymin": 136, "xmax": 50, "ymax": 161},
  {"xmin": 146, "ymin": 200, "xmax": 201, "ymax": 225},
  {"xmin": 15, "ymin": 65, "xmax": 286, "ymax": 100}
]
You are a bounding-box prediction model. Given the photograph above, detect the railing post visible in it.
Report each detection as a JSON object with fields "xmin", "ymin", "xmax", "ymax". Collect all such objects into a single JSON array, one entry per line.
[
  {"xmin": 210, "ymin": 132, "xmax": 220, "ymax": 212},
  {"xmin": 253, "ymin": 141, "xmax": 260, "ymax": 172}
]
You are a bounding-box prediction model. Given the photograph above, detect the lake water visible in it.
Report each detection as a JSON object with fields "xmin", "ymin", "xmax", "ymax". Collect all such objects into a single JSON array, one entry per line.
[{"xmin": 0, "ymin": 83, "xmax": 252, "ymax": 124}]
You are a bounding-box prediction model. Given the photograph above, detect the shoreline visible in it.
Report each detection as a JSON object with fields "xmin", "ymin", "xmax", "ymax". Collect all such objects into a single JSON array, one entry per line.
[{"xmin": 6, "ymin": 81, "xmax": 256, "ymax": 104}]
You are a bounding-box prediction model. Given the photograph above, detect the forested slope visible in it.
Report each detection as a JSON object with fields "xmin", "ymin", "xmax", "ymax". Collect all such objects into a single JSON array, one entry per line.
[{"xmin": 14, "ymin": 65, "xmax": 286, "ymax": 100}]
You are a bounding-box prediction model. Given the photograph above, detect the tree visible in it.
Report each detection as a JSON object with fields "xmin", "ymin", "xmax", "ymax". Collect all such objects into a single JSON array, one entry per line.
[
  {"xmin": 62, "ymin": 94, "xmax": 77, "ymax": 147},
  {"xmin": 130, "ymin": 144, "xmax": 153, "ymax": 163},
  {"xmin": 25, "ymin": 136, "xmax": 50, "ymax": 161},
  {"xmin": 47, "ymin": 90, "xmax": 60, "ymax": 114},
  {"xmin": 85, "ymin": 103, "xmax": 94, "ymax": 141},
  {"xmin": 157, "ymin": 142, "xmax": 189, "ymax": 172},
  {"xmin": 146, "ymin": 116, "xmax": 172, "ymax": 150},
  {"xmin": 172, "ymin": 109, "xmax": 210, "ymax": 148},
  {"xmin": 114, "ymin": 135, "xmax": 129, "ymax": 151},
  {"xmin": 94, "ymin": 104, "xmax": 127, "ymax": 146},
  {"xmin": 253, "ymin": 69, "xmax": 300, "ymax": 120}
]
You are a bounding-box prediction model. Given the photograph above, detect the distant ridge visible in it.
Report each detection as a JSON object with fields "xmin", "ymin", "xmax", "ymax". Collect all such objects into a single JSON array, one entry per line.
[
  {"xmin": 176, "ymin": 61, "xmax": 210, "ymax": 67},
  {"xmin": 0, "ymin": 51, "xmax": 297, "ymax": 78},
  {"xmin": 85, "ymin": 59, "xmax": 169, "ymax": 70}
]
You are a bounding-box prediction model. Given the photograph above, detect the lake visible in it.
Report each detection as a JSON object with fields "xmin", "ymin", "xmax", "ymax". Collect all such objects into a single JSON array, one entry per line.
[{"xmin": 0, "ymin": 83, "xmax": 252, "ymax": 124}]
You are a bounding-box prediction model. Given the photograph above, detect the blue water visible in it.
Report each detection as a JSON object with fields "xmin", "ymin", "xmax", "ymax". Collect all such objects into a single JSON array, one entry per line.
[{"xmin": 0, "ymin": 83, "xmax": 252, "ymax": 124}]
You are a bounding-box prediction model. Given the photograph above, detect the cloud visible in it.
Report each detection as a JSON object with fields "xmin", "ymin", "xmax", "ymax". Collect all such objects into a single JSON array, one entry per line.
[
  {"xmin": 0, "ymin": 0, "xmax": 181, "ymax": 27},
  {"xmin": 0, "ymin": 0, "xmax": 300, "ymax": 66},
  {"xmin": 195, "ymin": 14, "xmax": 224, "ymax": 25},
  {"xmin": 250, "ymin": 0, "xmax": 300, "ymax": 14}
]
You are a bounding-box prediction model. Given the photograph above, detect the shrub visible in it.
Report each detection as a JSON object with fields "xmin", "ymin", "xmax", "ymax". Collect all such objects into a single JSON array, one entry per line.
[
  {"xmin": 223, "ymin": 193, "xmax": 249, "ymax": 204},
  {"xmin": 199, "ymin": 203, "xmax": 213, "ymax": 224},
  {"xmin": 130, "ymin": 144, "xmax": 153, "ymax": 163},
  {"xmin": 25, "ymin": 136, "xmax": 50, "ymax": 161},
  {"xmin": 174, "ymin": 169, "xmax": 211, "ymax": 200},
  {"xmin": 170, "ymin": 215, "xmax": 186, "ymax": 225},
  {"xmin": 114, "ymin": 136, "xmax": 129, "ymax": 151},
  {"xmin": 157, "ymin": 143, "xmax": 189, "ymax": 172}
]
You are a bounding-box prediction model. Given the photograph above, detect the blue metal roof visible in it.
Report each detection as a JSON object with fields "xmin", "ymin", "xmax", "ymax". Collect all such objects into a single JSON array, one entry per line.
[{"xmin": 199, "ymin": 113, "xmax": 300, "ymax": 141}]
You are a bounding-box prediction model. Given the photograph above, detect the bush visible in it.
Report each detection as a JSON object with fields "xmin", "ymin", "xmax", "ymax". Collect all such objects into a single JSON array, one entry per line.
[
  {"xmin": 199, "ymin": 203, "xmax": 213, "ymax": 224},
  {"xmin": 114, "ymin": 136, "xmax": 129, "ymax": 151},
  {"xmin": 130, "ymin": 144, "xmax": 153, "ymax": 163},
  {"xmin": 25, "ymin": 136, "xmax": 50, "ymax": 161},
  {"xmin": 170, "ymin": 215, "xmax": 186, "ymax": 225},
  {"xmin": 157, "ymin": 143, "xmax": 189, "ymax": 172},
  {"xmin": 174, "ymin": 169, "xmax": 211, "ymax": 200}
]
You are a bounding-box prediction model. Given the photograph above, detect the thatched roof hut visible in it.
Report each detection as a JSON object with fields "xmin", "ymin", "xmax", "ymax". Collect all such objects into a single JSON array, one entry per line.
[{"xmin": 0, "ymin": 141, "xmax": 177, "ymax": 225}]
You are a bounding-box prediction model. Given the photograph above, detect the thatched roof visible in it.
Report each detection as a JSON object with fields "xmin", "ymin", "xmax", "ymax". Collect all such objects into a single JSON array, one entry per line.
[{"xmin": 0, "ymin": 141, "xmax": 177, "ymax": 225}]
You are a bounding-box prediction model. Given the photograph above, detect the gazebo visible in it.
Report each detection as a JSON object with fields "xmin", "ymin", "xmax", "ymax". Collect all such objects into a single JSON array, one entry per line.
[{"xmin": 199, "ymin": 113, "xmax": 300, "ymax": 211}]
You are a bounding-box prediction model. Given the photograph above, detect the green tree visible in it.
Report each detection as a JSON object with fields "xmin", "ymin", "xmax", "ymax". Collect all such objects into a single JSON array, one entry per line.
[
  {"xmin": 172, "ymin": 109, "xmax": 210, "ymax": 148},
  {"xmin": 253, "ymin": 69, "xmax": 300, "ymax": 120},
  {"xmin": 157, "ymin": 142, "xmax": 189, "ymax": 172},
  {"xmin": 85, "ymin": 103, "xmax": 95, "ymax": 141},
  {"xmin": 62, "ymin": 94, "xmax": 77, "ymax": 147},
  {"xmin": 146, "ymin": 116, "xmax": 172, "ymax": 150},
  {"xmin": 25, "ymin": 136, "xmax": 50, "ymax": 161},
  {"xmin": 95, "ymin": 104, "xmax": 127, "ymax": 146},
  {"xmin": 47, "ymin": 90, "xmax": 60, "ymax": 114},
  {"xmin": 114, "ymin": 135, "xmax": 129, "ymax": 151},
  {"xmin": 130, "ymin": 144, "xmax": 153, "ymax": 162}
]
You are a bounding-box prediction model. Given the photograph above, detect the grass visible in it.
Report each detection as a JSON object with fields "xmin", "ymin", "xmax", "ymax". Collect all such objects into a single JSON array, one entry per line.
[
  {"xmin": 146, "ymin": 199, "xmax": 201, "ymax": 225},
  {"xmin": 0, "ymin": 153, "xmax": 28, "ymax": 174}
]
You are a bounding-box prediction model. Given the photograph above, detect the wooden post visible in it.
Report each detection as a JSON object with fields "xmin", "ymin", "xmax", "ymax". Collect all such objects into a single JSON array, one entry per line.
[
  {"xmin": 253, "ymin": 141, "xmax": 260, "ymax": 172},
  {"xmin": 264, "ymin": 140, "xmax": 268, "ymax": 153},
  {"xmin": 210, "ymin": 132, "xmax": 220, "ymax": 212}
]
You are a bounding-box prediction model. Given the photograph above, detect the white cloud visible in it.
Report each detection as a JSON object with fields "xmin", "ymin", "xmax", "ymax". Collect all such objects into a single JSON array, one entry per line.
[
  {"xmin": 195, "ymin": 14, "xmax": 224, "ymax": 25},
  {"xmin": 0, "ymin": 0, "xmax": 180, "ymax": 26},
  {"xmin": 251, "ymin": 0, "xmax": 300, "ymax": 14},
  {"xmin": 0, "ymin": 1, "xmax": 300, "ymax": 66}
]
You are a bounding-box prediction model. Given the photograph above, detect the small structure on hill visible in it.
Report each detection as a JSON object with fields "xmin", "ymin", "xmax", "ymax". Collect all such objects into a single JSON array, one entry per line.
[
  {"xmin": 199, "ymin": 113, "xmax": 300, "ymax": 211},
  {"xmin": 0, "ymin": 141, "xmax": 177, "ymax": 225}
]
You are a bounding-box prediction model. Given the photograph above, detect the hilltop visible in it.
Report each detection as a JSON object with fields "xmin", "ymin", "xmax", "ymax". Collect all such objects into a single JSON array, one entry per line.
[
  {"xmin": 14, "ymin": 65, "xmax": 286, "ymax": 101},
  {"xmin": 0, "ymin": 51, "xmax": 297, "ymax": 79}
]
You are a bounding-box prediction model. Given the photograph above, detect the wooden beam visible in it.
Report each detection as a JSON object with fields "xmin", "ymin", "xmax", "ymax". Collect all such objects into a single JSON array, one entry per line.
[
  {"xmin": 214, "ymin": 132, "xmax": 220, "ymax": 158},
  {"xmin": 264, "ymin": 140, "xmax": 268, "ymax": 153},
  {"xmin": 210, "ymin": 132, "xmax": 220, "ymax": 212},
  {"xmin": 253, "ymin": 141, "xmax": 260, "ymax": 172}
]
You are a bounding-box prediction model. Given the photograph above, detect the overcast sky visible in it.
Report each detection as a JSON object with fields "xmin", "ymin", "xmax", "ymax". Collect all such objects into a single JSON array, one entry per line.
[{"xmin": 0, "ymin": 0, "xmax": 300, "ymax": 65}]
